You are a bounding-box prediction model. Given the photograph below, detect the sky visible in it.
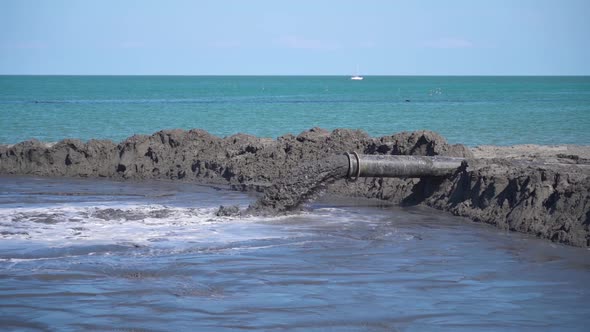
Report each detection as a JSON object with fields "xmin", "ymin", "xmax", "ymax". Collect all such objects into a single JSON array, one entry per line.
[{"xmin": 1, "ymin": 0, "xmax": 589, "ymax": 75}]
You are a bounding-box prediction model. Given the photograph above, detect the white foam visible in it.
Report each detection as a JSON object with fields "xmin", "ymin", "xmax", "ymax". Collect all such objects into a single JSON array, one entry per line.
[
  {"xmin": 0, "ymin": 201, "xmax": 415, "ymax": 261},
  {"xmin": 0, "ymin": 203, "xmax": 283, "ymax": 248}
]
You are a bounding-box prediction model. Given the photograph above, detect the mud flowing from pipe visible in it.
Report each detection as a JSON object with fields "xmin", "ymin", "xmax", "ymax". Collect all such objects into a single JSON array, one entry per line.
[{"xmin": 247, "ymin": 155, "xmax": 349, "ymax": 215}]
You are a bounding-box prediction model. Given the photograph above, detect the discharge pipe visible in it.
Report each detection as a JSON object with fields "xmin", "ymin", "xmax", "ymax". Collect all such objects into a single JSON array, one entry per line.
[{"xmin": 344, "ymin": 152, "xmax": 465, "ymax": 180}]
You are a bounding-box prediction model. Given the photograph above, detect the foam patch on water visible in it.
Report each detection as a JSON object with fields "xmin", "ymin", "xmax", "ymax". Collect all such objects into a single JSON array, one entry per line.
[
  {"xmin": 0, "ymin": 203, "xmax": 275, "ymax": 247},
  {"xmin": 0, "ymin": 200, "xmax": 423, "ymax": 263}
]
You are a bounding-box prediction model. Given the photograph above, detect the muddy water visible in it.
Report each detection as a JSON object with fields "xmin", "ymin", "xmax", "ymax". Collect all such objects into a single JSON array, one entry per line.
[{"xmin": 1, "ymin": 176, "xmax": 589, "ymax": 331}]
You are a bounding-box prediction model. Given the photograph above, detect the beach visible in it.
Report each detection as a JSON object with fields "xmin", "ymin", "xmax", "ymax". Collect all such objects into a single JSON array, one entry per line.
[
  {"xmin": 1, "ymin": 75, "xmax": 589, "ymax": 331},
  {"xmin": 2, "ymin": 128, "xmax": 589, "ymax": 247},
  {"xmin": 3, "ymin": 0, "xmax": 590, "ymax": 329}
]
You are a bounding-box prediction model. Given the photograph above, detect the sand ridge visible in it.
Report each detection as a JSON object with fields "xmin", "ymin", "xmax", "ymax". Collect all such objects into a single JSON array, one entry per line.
[{"xmin": 1, "ymin": 128, "xmax": 589, "ymax": 247}]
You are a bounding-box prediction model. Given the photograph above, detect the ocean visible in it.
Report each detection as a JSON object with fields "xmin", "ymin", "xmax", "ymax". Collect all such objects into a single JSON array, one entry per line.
[
  {"xmin": 1, "ymin": 75, "xmax": 589, "ymax": 146},
  {"xmin": 1, "ymin": 76, "xmax": 590, "ymax": 330}
]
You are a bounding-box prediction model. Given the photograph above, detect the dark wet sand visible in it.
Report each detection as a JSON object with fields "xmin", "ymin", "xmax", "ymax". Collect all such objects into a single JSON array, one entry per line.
[{"xmin": 1, "ymin": 128, "xmax": 589, "ymax": 246}]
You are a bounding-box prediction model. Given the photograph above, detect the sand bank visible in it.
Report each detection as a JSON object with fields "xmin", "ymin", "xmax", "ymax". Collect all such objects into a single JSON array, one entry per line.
[{"xmin": 1, "ymin": 128, "xmax": 588, "ymax": 247}]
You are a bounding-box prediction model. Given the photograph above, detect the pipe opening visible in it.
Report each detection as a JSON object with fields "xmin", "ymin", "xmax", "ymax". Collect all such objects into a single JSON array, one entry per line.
[{"xmin": 344, "ymin": 152, "xmax": 361, "ymax": 181}]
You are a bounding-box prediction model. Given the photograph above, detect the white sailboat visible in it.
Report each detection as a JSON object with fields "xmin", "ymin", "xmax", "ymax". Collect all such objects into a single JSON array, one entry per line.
[{"xmin": 350, "ymin": 65, "xmax": 364, "ymax": 80}]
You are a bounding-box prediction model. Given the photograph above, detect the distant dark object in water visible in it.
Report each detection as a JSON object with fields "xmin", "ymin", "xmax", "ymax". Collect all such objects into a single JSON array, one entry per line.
[
  {"xmin": 405, "ymin": 99, "xmax": 411, "ymax": 102},
  {"xmin": 32, "ymin": 100, "xmax": 60, "ymax": 104}
]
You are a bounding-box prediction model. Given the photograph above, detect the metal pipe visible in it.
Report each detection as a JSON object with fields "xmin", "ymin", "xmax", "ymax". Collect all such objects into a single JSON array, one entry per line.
[{"xmin": 345, "ymin": 152, "xmax": 465, "ymax": 180}]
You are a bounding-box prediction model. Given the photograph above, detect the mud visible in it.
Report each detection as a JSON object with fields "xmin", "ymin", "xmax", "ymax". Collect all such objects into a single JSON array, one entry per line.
[
  {"xmin": 246, "ymin": 155, "xmax": 349, "ymax": 215},
  {"xmin": 1, "ymin": 128, "xmax": 589, "ymax": 247}
]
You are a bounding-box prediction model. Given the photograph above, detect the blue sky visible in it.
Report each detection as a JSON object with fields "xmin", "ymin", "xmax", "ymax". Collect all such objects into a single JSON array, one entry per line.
[{"xmin": 1, "ymin": 0, "xmax": 589, "ymax": 75}]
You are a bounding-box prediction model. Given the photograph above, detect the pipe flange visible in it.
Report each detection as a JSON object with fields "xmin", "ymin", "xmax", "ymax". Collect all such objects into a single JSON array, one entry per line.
[
  {"xmin": 344, "ymin": 151, "xmax": 361, "ymax": 182},
  {"xmin": 351, "ymin": 151, "xmax": 361, "ymax": 181},
  {"xmin": 345, "ymin": 152, "xmax": 353, "ymax": 179}
]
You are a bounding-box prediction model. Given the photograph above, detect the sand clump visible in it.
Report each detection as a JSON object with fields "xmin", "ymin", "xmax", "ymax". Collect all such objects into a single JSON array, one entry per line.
[{"xmin": 1, "ymin": 128, "xmax": 589, "ymax": 247}]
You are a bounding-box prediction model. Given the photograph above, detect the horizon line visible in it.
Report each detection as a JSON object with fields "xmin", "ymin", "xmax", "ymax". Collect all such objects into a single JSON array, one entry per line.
[{"xmin": 2, "ymin": 74, "xmax": 590, "ymax": 77}]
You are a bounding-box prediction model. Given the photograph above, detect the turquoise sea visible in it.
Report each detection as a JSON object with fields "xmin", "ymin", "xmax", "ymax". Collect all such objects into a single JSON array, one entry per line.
[{"xmin": 1, "ymin": 75, "xmax": 589, "ymax": 146}]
